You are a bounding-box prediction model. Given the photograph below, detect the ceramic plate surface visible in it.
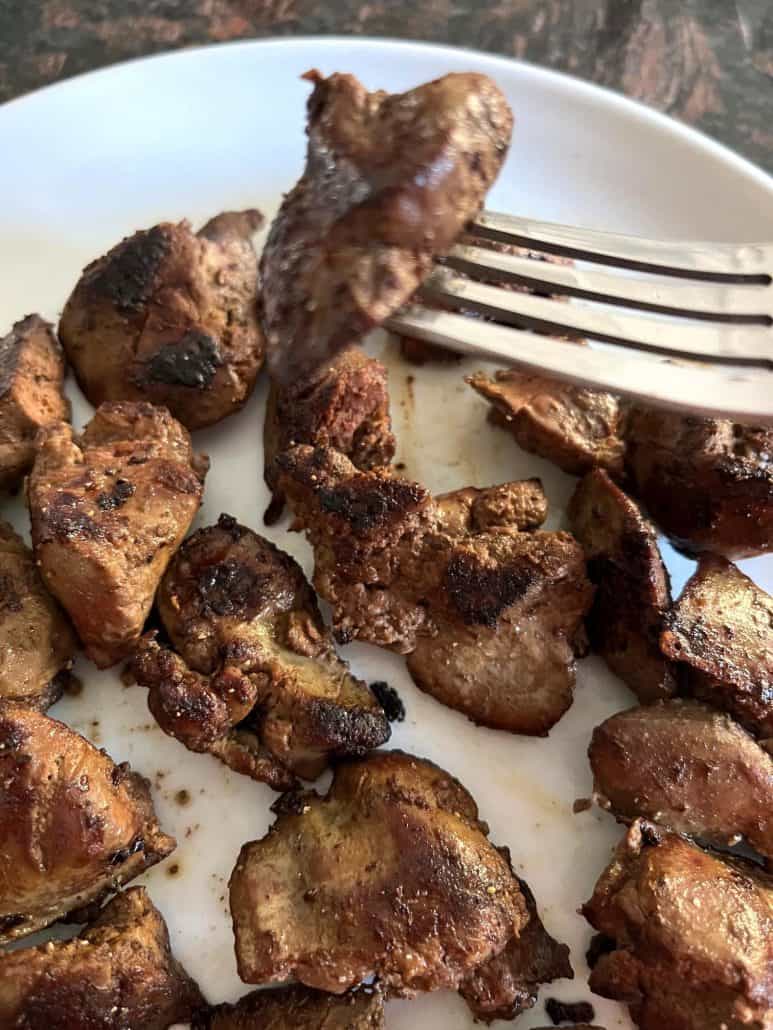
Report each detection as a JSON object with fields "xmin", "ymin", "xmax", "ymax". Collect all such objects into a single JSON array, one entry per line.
[{"xmin": 2, "ymin": 36, "xmax": 773, "ymax": 1029}]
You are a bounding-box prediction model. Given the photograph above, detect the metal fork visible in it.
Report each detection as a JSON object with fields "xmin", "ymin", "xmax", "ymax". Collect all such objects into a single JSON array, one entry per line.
[{"xmin": 385, "ymin": 211, "xmax": 773, "ymax": 423}]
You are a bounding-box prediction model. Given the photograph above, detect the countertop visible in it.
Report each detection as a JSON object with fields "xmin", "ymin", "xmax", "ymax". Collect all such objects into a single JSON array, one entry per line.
[{"xmin": 1, "ymin": 0, "xmax": 771, "ymax": 171}]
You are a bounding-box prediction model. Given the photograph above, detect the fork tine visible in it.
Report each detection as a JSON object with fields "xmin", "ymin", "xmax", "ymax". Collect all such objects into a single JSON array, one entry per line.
[
  {"xmin": 420, "ymin": 269, "xmax": 773, "ymax": 365},
  {"xmin": 473, "ymin": 211, "xmax": 773, "ymax": 282},
  {"xmin": 445, "ymin": 243, "xmax": 772, "ymax": 321},
  {"xmin": 385, "ymin": 305, "xmax": 773, "ymax": 424}
]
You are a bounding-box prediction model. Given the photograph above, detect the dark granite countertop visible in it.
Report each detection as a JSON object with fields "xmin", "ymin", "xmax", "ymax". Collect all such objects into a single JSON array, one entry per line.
[{"xmin": 1, "ymin": 1, "xmax": 772, "ymax": 172}]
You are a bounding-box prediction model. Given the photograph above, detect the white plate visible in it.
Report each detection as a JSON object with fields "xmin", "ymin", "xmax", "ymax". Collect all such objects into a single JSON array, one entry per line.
[{"xmin": 2, "ymin": 37, "xmax": 773, "ymax": 1029}]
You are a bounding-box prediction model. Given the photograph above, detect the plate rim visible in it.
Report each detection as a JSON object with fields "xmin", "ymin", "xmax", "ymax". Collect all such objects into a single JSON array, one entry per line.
[{"xmin": 2, "ymin": 33, "xmax": 772, "ymax": 199}]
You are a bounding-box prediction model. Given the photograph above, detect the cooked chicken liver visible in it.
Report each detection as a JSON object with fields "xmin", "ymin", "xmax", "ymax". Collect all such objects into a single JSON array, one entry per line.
[
  {"xmin": 0, "ymin": 521, "xmax": 77, "ymax": 708},
  {"xmin": 590, "ymin": 699, "xmax": 773, "ymax": 864},
  {"xmin": 469, "ymin": 370, "xmax": 625, "ymax": 479},
  {"xmin": 59, "ymin": 210, "xmax": 264, "ymax": 430},
  {"xmin": 278, "ymin": 445, "xmax": 592, "ymax": 735},
  {"xmin": 263, "ymin": 346, "xmax": 394, "ymax": 524},
  {"xmin": 28, "ymin": 401, "xmax": 207, "ymax": 667},
  {"xmin": 0, "ymin": 314, "xmax": 70, "ymax": 492},
  {"xmin": 568, "ymin": 469, "xmax": 678, "ymax": 701},
  {"xmin": 0, "ymin": 887, "xmax": 203, "ymax": 1029},
  {"xmin": 661, "ymin": 556, "xmax": 773, "ymax": 738},
  {"xmin": 583, "ymin": 819, "xmax": 773, "ymax": 1030},
  {"xmin": 230, "ymin": 750, "xmax": 528, "ymax": 994},
  {"xmin": 471, "ymin": 377, "xmax": 773, "ymax": 561},
  {"xmin": 192, "ymin": 985, "xmax": 384, "ymax": 1030},
  {"xmin": 262, "ymin": 71, "xmax": 513, "ymax": 384},
  {"xmin": 625, "ymin": 407, "xmax": 773, "ymax": 558},
  {"xmin": 132, "ymin": 514, "xmax": 390, "ymax": 788},
  {"xmin": 0, "ymin": 703, "xmax": 174, "ymax": 944}
]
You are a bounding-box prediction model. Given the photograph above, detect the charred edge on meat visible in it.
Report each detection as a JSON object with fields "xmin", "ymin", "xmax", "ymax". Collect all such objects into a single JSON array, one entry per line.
[
  {"xmin": 86, "ymin": 225, "xmax": 171, "ymax": 313},
  {"xmin": 136, "ymin": 331, "xmax": 224, "ymax": 390},
  {"xmin": 445, "ymin": 553, "xmax": 534, "ymax": 626}
]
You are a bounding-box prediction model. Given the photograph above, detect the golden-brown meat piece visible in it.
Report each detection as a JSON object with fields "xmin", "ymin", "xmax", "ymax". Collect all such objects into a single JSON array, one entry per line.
[
  {"xmin": 0, "ymin": 703, "xmax": 174, "ymax": 944},
  {"xmin": 469, "ymin": 370, "xmax": 626, "ymax": 478},
  {"xmin": 263, "ymin": 346, "xmax": 395, "ymax": 524},
  {"xmin": 28, "ymin": 401, "xmax": 207, "ymax": 667},
  {"xmin": 459, "ymin": 871, "xmax": 572, "ymax": 1022},
  {"xmin": 590, "ymin": 700, "xmax": 773, "ymax": 864},
  {"xmin": 192, "ymin": 986, "xmax": 384, "ymax": 1030},
  {"xmin": 0, "ymin": 521, "xmax": 77, "ymax": 708},
  {"xmin": 132, "ymin": 641, "xmax": 296, "ymax": 792},
  {"xmin": 262, "ymin": 70, "xmax": 513, "ymax": 384},
  {"xmin": 405, "ymin": 530, "xmax": 592, "ymax": 735},
  {"xmin": 0, "ymin": 314, "xmax": 70, "ymax": 492},
  {"xmin": 59, "ymin": 210, "xmax": 264, "ymax": 430},
  {"xmin": 132, "ymin": 514, "xmax": 390, "ymax": 787},
  {"xmin": 230, "ymin": 750, "xmax": 529, "ymax": 994},
  {"xmin": 583, "ymin": 819, "xmax": 773, "ymax": 1030},
  {"xmin": 568, "ymin": 469, "xmax": 678, "ymax": 702},
  {"xmin": 0, "ymin": 887, "xmax": 203, "ymax": 1029},
  {"xmin": 625, "ymin": 407, "xmax": 773, "ymax": 558},
  {"xmin": 277, "ymin": 445, "xmax": 592, "ymax": 735},
  {"xmin": 278, "ymin": 445, "xmax": 554, "ymax": 647},
  {"xmin": 661, "ymin": 556, "xmax": 773, "ymax": 738},
  {"xmin": 434, "ymin": 478, "xmax": 548, "ymax": 535}
]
